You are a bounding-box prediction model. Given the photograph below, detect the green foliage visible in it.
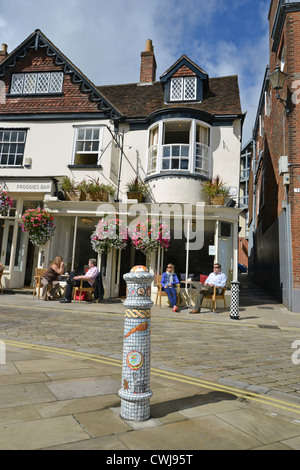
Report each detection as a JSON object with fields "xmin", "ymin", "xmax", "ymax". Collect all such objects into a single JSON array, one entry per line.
[
  {"xmin": 126, "ymin": 177, "xmax": 149, "ymax": 194},
  {"xmin": 202, "ymin": 176, "xmax": 229, "ymax": 198}
]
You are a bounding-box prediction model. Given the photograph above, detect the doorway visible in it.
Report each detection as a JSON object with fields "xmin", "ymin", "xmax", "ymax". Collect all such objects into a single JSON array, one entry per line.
[
  {"xmin": 119, "ymin": 243, "xmax": 146, "ymax": 297},
  {"xmin": 0, "ymin": 220, "xmax": 14, "ymax": 267}
]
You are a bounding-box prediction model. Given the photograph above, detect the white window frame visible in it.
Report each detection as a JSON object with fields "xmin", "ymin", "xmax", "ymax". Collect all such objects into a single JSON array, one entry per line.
[
  {"xmin": 146, "ymin": 119, "xmax": 211, "ymax": 177},
  {"xmin": 10, "ymin": 72, "xmax": 64, "ymax": 95},
  {"xmin": 170, "ymin": 77, "xmax": 197, "ymax": 102},
  {"xmin": 0, "ymin": 129, "xmax": 27, "ymax": 166},
  {"xmin": 72, "ymin": 126, "xmax": 103, "ymax": 166}
]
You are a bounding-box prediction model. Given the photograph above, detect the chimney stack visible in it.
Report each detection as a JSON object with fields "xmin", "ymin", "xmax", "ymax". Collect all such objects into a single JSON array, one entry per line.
[
  {"xmin": 140, "ymin": 39, "xmax": 156, "ymax": 84},
  {"xmin": 0, "ymin": 44, "xmax": 8, "ymax": 63}
]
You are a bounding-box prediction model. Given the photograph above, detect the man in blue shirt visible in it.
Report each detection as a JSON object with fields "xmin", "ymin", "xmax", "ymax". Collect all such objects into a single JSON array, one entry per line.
[{"xmin": 190, "ymin": 263, "xmax": 226, "ymax": 313}]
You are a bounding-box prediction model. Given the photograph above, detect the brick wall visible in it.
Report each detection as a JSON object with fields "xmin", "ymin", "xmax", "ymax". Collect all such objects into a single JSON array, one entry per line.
[
  {"xmin": 1, "ymin": 49, "xmax": 100, "ymax": 114},
  {"xmin": 255, "ymin": 2, "xmax": 300, "ymax": 294}
]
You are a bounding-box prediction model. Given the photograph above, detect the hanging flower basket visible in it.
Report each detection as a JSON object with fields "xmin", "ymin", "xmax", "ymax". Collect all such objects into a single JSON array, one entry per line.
[
  {"xmin": 0, "ymin": 190, "xmax": 13, "ymax": 216},
  {"xmin": 19, "ymin": 208, "xmax": 56, "ymax": 246},
  {"xmin": 129, "ymin": 218, "xmax": 171, "ymax": 256},
  {"xmin": 91, "ymin": 215, "xmax": 128, "ymax": 254}
]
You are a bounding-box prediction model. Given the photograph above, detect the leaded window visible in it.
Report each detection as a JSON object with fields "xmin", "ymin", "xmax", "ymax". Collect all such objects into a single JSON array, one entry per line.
[
  {"xmin": 170, "ymin": 77, "xmax": 197, "ymax": 101},
  {"xmin": 10, "ymin": 72, "xmax": 64, "ymax": 95}
]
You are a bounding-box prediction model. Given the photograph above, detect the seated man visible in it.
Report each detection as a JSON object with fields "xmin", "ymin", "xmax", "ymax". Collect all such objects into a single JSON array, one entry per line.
[
  {"xmin": 190, "ymin": 263, "xmax": 226, "ymax": 313},
  {"xmin": 60, "ymin": 258, "xmax": 99, "ymax": 303}
]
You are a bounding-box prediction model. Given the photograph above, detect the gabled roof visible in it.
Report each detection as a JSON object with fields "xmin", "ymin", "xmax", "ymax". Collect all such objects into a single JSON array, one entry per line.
[
  {"xmin": 160, "ymin": 55, "xmax": 208, "ymax": 82},
  {"xmin": 0, "ymin": 29, "xmax": 122, "ymax": 120}
]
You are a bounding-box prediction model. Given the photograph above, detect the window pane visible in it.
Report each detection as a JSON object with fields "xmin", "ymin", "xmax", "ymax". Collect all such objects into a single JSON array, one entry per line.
[
  {"xmin": 172, "ymin": 145, "xmax": 180, "ymax": 157},
  {"xmin": 162, "ymin": 159, "xmax": 170, "ymax": 170},
  {"xmin": 78, "ymin": 129, "xmax": 85, "ymax": 140},
  {"xmin": 184, "ymin": 77, "xmax": 197, "ymax": 100},
  {"xmin": 10, "ymin": 74, "xmax": 24, "ymax": 94},
  {"xmin": 16, "ymin": 155, "xmax": 23, "ymax": 165},
  {"xmin": 84, "ymin": 141, "xmax": 92, "ymax": 151},
  {"xmin": 181, "ymin": 145, "xmax": 189, "ymax": 157},
  {"xmin": 76, "ymin": 141, "xmax": 84, "ymax": 152},
  {"xmin": 17, "ymin": 144, "xmax": 24, "ymax": 154},
  {"xmin": 181, "ymin": 159, "xmax": 189, "ymax": 169},
  {"xmin": 17, "ymin": 131, "xmax": 26, "ymax": 142},
  {"xmin": 86, "ymin": 129, "xmax": 93, "ymax": 140},
  {"xmin": 170, "ymin": 78, "xmax": 183, "ymax": 101},
  {"xmin": 93, "ymin": 129, "xmax": 100, "ymax": 140},
  {"xmin": 37, "ymin": 73, "xmax": 50, "ymax": 93},
  {"xmin": 163, "ymin": 146, "xmax": 170, "ymax": 157},
  {"xmin": 74, "ymin": 153, "xmax": 97, "ymax": 165},
  {"xmin": 23, "ymin": 74, "xmax": 37, "ymax": 94},
  {"xmin": 10, "ymin": 143, "xmax": 17, "ymax": 153},
  {"xmin": 8, "ymin": 154, "xmax": 15, "ymax": 165},
  {"xmin": 49, "ymin": 72, "xmax": 63, "ymax": 93},
  {"xmin": 171, "ymin": 159, "xmax": 179, "ymax": 169}
]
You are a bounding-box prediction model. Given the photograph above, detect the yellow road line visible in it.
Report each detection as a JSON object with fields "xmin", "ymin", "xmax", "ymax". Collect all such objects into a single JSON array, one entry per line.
[{"xmin": 3, "ymin": 339, "xmax": 300, "ymax": 416}]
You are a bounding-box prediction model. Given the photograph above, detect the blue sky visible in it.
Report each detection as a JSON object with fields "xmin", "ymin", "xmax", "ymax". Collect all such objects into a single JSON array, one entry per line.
[{"xmin": 0, "ymin": 0, "xmax": 270, "ymax": 143}]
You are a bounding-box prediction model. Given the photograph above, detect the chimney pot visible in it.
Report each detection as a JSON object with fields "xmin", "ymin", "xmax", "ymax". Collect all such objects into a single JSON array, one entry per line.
[{"xmin": 145, "ymin": 39, "xmax": 153, "ymax": 52}]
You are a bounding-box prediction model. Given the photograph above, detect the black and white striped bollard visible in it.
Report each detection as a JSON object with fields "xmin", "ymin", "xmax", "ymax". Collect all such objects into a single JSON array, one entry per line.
[{"xmin": 230, "ymin": 280, "xmax": 240, "ymax": 320}]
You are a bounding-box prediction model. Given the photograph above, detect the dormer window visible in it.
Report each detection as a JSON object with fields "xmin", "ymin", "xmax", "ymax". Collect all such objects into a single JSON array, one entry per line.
[
  {"xmin": 170, "ymin": 77, "xmax": 197, "ymax": 101},
  {"xmin": 160, "ymin": 56, "xmax": 208, "ymax": 104}
]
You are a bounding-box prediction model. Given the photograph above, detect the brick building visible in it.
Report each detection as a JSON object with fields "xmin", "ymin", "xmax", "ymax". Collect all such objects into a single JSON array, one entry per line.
[{"xmin": 249, "ymin": 0, "xmax": 300, "ymax": 312}]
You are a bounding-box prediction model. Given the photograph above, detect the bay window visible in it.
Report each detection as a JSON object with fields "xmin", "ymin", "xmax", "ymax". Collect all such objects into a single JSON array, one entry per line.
[{"xmin": 147, "ymin": 119, "xmax": 210, "ymax": 177}]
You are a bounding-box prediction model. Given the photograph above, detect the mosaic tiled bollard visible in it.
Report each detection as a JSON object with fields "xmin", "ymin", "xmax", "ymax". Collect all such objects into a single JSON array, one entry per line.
[
  {"xmin": 118, "ymin": 265, "xmax": 154, "ymax": 421},
  {"xmin": 230, "ymin": 280, "xmax": 240, "ymax": 319}
]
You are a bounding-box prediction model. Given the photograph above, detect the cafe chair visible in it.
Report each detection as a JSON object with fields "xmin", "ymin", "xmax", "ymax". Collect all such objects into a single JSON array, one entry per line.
[
  {"xmin": 32, "ymin": 268, "xmax": 47, "ymax": 299},
  {"xmin": 73, "ymin": 279, "xmax": 94, "ymax": 302},
  {"xmin": 206, "ymin": 285, "xmax": 227, "ymax": 312},
  {"xmin": 155, "ymin": 275, "xmax": 180, "ymax": 308}
]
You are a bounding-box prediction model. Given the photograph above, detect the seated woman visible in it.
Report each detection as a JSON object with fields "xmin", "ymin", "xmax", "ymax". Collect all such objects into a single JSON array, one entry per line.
[
  {"xmin": 161, "ymin": 264, "xmax": 180, "ymax": 312},
  {"xmin": 41, "ymin": 256, "xmax": 64, "ymax": 300}
]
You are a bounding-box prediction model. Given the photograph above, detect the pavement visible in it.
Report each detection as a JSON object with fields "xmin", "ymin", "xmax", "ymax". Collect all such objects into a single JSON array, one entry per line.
[{"xmin": 0, "ymin": 274, "xmax": 300, "ymax": 451}]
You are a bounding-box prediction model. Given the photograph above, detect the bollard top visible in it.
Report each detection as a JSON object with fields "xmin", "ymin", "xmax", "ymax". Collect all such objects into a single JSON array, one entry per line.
[
  {"xmin": 131, "ymin": 265, "xmax": 148, "ymax": 273},
  {"xmin": 123, "ymin": 265, "xmax": 155, "ymax": 285}
]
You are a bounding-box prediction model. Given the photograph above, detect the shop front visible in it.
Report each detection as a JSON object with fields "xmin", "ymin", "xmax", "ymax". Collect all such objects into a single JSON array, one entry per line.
[{"xmin": 0, "ymin": 185, "xmax": 240, "ymax": 301}]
